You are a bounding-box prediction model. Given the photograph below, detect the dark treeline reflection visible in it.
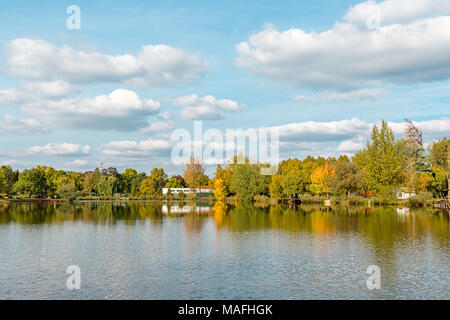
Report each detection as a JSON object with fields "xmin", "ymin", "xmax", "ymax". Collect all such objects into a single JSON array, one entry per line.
[
  {"xmin": 217, "ymin": 204, "xmax": 447, "ymax": 235},
  {"xmin": 0, "ymin": 201, "xmax": 164, "ymax": 225},
  {"xmin": 218, "ymin": 204, "xmax": 448, "ymax": 242},
  {"xmin": 0, "ymin": 202, "xmax": 448, "ymax": 245},
  {"xmin": 213, "ymin": 203, "xmax": 448, "ymax": 253}
]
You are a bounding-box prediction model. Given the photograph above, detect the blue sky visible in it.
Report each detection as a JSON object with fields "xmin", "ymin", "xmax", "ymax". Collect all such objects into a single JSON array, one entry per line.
[{"xmin": 0, "ymin": 0, "xmax": 449, "ymax": 175}]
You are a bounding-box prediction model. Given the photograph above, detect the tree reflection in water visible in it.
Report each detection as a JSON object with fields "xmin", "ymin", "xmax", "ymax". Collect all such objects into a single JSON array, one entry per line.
[{"xmin": 0, "ymin": 201, "xmax": 448, "ymax": 246}]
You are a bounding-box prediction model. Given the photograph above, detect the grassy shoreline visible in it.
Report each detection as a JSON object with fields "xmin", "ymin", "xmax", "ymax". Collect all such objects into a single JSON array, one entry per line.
[{"xmin": 1, "ymin": 195, "xmax": 448, "ymax": 209}]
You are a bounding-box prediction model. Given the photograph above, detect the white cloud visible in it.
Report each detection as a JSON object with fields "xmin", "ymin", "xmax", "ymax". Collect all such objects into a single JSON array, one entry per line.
[
  {"xmin": 171, "ymin": 94, "xmax": 246, "ymax": 120},
  {"xmin": 66, "ymin": 159, "xmax": 89, "ymax": 167},
  {"xmin": 2, "ymin": 38, "xmax": 208, "ymax": 87},
  {"xmin": 235, "ymin": 14, "xmax": 450, "ymax": 91},
  {"xmin": 0, "ymin": 88, "xmax": 23, "ymax": 105},
  {"xmin": 27, "ymin": 142, "xmax": 91, "ymax": 156},
  {"xmin": 102, "ymin": 137, "xmax": 173, "ymax": 156},
  {"xmin": 274, "ymin": 118, "xmax": 450, "ymax": 145},
  {"xmin": 272, "ymin": 118, "xmax": 370, "ymax": 142},
  {"xmin": 0, "ymin": 81, "xmax": 78, "ymax": 106},
  {"xmin": 389, "ymin": 118, "xmax": 450, "ymax": 140},
  {"xmin": 0, "ymin": 159, "xmax": 34, "ymax": 169},
  {"xmin": 157, "ymin": 111, "xmax": 172, "ymax": 120},
  {"xmin": 21, "ymin": 89, "xmax": 160, "ymax": 131},
  {"xmin": 96, "ymin": 118, "xmax": 450, "ymax": 169},
  {"xmin": 139, "ymin": 121, "xmax": 175, "ymax": 134},
  {"xmin": 337, "ymin": 138, "xmax": 366, "ymax": 153},
  {"xmin": 293, "ymin": 89, "xmax": 390, "ymax": 102},
  {"xmin": 21, "ymin": 80, "xmax": 78, "ymax": 99},
  {"xmin": 260, "ymin": 118, "xmax": 450, "ymax": 158},
  {"xmin": 344, "ymin": 0, "xmax": 450, "ymax": 26},
  {"xmin": 0, "ymin": 115, "xmax": 47, "ymax": 134}
]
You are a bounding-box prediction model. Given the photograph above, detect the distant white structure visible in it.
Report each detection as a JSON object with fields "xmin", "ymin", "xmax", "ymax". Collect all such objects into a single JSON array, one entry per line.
[
  {"xmin": 162, "ymin": 187, "xmax": 213, "ymax": 195},
  {"xmin": 397, "ymin": 191, "xmax": 416, "ymax": 200}
]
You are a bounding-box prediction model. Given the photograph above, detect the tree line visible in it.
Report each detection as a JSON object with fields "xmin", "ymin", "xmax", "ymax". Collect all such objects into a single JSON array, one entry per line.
[
  {"xmin": 0, "ymin": 120, "xmax": 448, "ymax": 202},
  {"xmin": 0, "ymin": 158, "xmax": 208, "ymax": 200},
  {"xmin": 212, "ymin": 120, "xmax": 449, "ymax": 203}
]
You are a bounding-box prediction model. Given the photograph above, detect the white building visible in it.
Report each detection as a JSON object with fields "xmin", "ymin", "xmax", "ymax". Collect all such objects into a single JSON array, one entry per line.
[
  {"xmin": 397, "ymin": 191, "xmax": 416, "ymax": 200},
  {"xmin": 162, "ymin": 187, "xmax": 213, "ymax": 195}
]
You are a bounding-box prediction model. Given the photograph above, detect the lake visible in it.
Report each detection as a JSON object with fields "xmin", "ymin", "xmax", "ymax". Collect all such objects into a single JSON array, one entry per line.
[{"xmin": 0, "ymin": 201, "xmax": 448, "ymax": 299}]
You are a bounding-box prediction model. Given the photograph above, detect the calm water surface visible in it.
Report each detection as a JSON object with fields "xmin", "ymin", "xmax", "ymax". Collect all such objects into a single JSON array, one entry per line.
[{"xmin": 0, "ymin": 201, "xmax": 448, "ymax": 299}]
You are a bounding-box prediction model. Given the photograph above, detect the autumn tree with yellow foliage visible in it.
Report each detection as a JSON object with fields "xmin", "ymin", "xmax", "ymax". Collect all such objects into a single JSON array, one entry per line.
[
  {"xmin": 310, "ymin": 162, "xmax": 335, "ymax": 195},
  {"xmin": 213, "ymin": 178, "xmax": 227, "ymax": 201}
]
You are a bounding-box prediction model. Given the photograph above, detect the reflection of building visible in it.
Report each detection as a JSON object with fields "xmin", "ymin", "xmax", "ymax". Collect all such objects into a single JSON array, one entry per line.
[
  {"xmin": 396, "ymin": 207, "xmax": 410, "ymax": 214},
  {"xmin": 162, "ymin": 187, "xmax": 213, "ymax": 195},
  {"xmin": 434, "ymin": 200, "xmax": 449, "ymax": 209},
  {"xmin": 161, "ymin": 205, "xmax": 212, "ymax": 214}
]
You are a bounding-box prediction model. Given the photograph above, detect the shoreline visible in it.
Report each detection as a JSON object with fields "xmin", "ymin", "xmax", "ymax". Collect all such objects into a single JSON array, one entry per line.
[{"xmin": 1, "ymin": 197, "xmax": 448, "ymax": 210}]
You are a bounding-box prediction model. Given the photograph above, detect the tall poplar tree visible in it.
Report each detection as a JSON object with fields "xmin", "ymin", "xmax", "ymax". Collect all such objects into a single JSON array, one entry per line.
[{"xmin": 362, "ymin": 120, "xmax": 403, "ymax": 192}]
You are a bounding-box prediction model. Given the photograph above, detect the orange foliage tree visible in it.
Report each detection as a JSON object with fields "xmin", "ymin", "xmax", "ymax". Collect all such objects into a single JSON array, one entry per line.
[{"xmin": 310, "ymin": 162, "xmax": 335, "ymax": 195}]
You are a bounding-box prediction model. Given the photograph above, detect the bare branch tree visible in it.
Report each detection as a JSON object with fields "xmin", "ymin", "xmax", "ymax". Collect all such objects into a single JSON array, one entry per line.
[{"xmin": 404, "ymin": 118, "xmax": 423, "ymax": 147}]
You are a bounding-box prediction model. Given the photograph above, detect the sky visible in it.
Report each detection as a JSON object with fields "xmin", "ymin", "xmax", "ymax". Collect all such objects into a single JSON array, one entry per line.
[{"xmin": 0, "ymin": 0, "xmax": 449, "ymax": 175}]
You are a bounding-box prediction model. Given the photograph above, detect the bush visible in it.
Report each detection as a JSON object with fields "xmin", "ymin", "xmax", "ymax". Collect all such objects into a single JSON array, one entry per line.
[
  {"xmin": 253, "ymin": 195, "xmax": 270, "ymax": 207},
  {"xmin": 374, "ymin": 187, "xmax": 397, "ymax": 205},
  {"xmin": 347, "ymin": 194, "xmax": 367, "ymax": 205},
  {"xmin": 331, "ymin": 194, "xmax": 346, "ymax": 204},
  {"xmin": 298, "ymin": 194, "xmax": 327, "ymax": 204},
  {"xmin": 56, "ymin": 183, "xmax": 77, "ymax": 201},
  {"xmin": 407, "ymin": 191, "xmax": 435, "ymax": 207}
]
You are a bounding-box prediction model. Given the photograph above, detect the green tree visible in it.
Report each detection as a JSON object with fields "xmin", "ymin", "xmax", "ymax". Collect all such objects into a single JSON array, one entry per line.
[
  {"xmin": 336, "ymin": 154, "xmax": 350, "ymax": 164},
  {"xmin": 55, "ymin": 176, "xmax": 78, "ymax": 201},
  {"xmin": 429, "ymin": 138, "xmax": 449, "ymax": 200},
  {"xmin": 327, "ymin": 162, "xmax": 361, "ymax": 198},
  {"xmin": 165, "ymin": 177, "xmax": 184, "ymax": 188},
  {"xmin": 14, "ymin": 168, "xmax": 49, "ymax": 198},
  {"xmin": 139, "ymin": 177, "xmax": 157, "ymax": 196},
  {"xmin": 269, "ymin": 174, "xmax": 284, "ymax": 199},
  {"xmin": 120, "ymin": 168, "xmax": 146, "ymax": 194},
  {"xmin": 0, "ymin": 165, "xmax": 17, "ymax": 195},
  {"xmin": 35, "ymin": 166, "xmax": 64, "ymax": 198},
  {"xmin": 82, "ymin": 169, "xmax": 103, "ymax": 195},
  {"xmin": 300, "ymin": 156, "xmax": 316, "ymax": 190},
  {"xmin": 97, "ymin": 176, "xmax": 119, "ymax": 196},
  {"xmin": 230, "ymin": 162, "xmax": 270, "ymax": 202},
  {"xmin": 360, "ymin": 120, "xmax": 403, "ymax": 192},
  {"xmin": 68, "ymin": 172, "xmax": 83, "ymax": 192},
  {"xmin": 200, "ymin": 174, "xmax": 210, "ymax": 186},
  {"xmin": 149, "ymin": 168, "xmax": 168, "ymax": 193},
  {"xmin": 131, "ymin": 174, "xmax": 146, "ymax": 196},
  {"xmin": 172, "ymin": 175, "xmax": 186, "ymax": 187},
  {"xmin": 282, "ymin": 168, "xmax": 303, "ymax": 196}
]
